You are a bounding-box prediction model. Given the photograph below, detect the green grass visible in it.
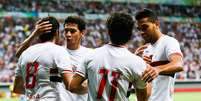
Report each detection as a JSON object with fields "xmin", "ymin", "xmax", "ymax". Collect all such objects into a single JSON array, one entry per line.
[
  {"xmin": 129, "ymin": 92, "xmax": 201, "ymax": 101},
  {"xmin": 173, "ymin": 92, "xmax": 201, "ymax": 101},
  {"xmin": 0, "ymin": 98, "xmax": 18, "ymax": 101},
  {"xmin": 0, "ymin": 92, "xmax": 201, "ymax": 101}
]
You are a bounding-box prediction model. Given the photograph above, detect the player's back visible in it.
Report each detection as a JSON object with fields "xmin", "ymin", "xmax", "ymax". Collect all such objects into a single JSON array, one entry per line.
[
  {"xmin": 81, "ymin": 44, "xmax": 146, "ymax": 101},
  {"xmin": 18, "ymin": 42, "xmax": 70, "ymax": 100}
]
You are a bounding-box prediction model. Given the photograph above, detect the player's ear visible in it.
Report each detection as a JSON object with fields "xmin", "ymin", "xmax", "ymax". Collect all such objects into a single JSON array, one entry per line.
[
  {"xmin": 55, "ymin": 29, "xmax": 60, "ymax": 44},
  {"xmin": 155, "ymin": 20, "xmax": 160, "ymax": 27},
  {"xmin": 81, "ymin": 29, "xmax": 86, "ymax": 38},
  {"xmin": 153, "ymin": 20, "xmax": 160, "ymax": 30}
]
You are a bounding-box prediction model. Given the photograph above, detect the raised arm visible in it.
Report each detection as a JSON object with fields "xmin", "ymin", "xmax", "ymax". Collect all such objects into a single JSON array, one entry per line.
[{"xmin": 16, "ymin": 20, "xmax": 52, "ymax": 58}]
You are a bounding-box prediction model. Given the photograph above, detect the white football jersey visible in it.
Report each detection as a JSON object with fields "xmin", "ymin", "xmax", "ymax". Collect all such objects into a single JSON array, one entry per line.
[
  {"xmin": 59, "ymin": 46, "xmax": 93, "ymax": 101},
  {"xmin": 76, "ymin": 44, "xmax": 147, "ymax": 101},
  {"xmin": 16, "ymin": 42, "xmax": 72, "ymax": 101},
  {"xmin": 143, "ymin": 35, "xmax": 182, "ymax": 101}
]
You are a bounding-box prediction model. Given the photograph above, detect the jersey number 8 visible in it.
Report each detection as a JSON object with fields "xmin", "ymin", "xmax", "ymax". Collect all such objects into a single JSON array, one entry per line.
[{"xmin": 25, "ymin": 62, "xmax": 39, "ymax": 89}]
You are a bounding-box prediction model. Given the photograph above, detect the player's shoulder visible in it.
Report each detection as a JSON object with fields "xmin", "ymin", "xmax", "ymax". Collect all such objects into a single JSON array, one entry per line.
[
  {"xmin": 37, "ymin": 42, "xmax": 68, "ymax": 54},
  {"xmin": 92, "ymin": 44, "xmax": 109, "ymax": 55},
  {"xmin": 53, "ymin": 44, "xmax": 66, "ymax": 51},
  {"xmin": 163, "ymin": 35, "xmax": 179, "ymax": 43},
  {"xmin": 80, "ymin": 46, "xmax": 94, "ymax": 53},
  {"xmin": 127, "ymin": 53, "xmax": 147, "ymax": 74},
  {"xmin": 82, "ymin": 45, "xmax": 105, "ymax": 60},
  {"xmin": 21, "ymin": 43, "xmax": 41, "ymax": 56},
  {"xmin": 130, "ymin": 53, "xmax": 145, "ymax": 62}
]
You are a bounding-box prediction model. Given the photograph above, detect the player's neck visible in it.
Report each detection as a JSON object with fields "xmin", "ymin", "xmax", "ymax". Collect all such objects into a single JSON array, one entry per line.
[
  {"xmin": 109, "ymin": 43, "xmax": 127, "ymax": 48},
  {"xmin": 151, "ymin": 31, "xmax": 164, "ymax": 45},
  {"xmin": 67, "ymin": 44, "xmax": 80, "ymax": 50},
  {"xmin": 52, "ymin": 38, "xmax": 59, "ymax": 45}
]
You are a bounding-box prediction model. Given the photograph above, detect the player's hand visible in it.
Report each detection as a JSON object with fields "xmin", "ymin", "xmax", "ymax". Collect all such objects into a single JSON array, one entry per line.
[
  {"xmin": 143, "ymin": 55, "xmax": 152, "ymax": 64},
  {"xmin": 33, "ymin": 20, "xmax": 52, "ymax": 36},
  {"xmin": 141, "ymin": 65, "xmax": 159, "ymax": 83},
  {"xmin": 135, "ymin": 44, "xmax": 149, "ymax": 57}
]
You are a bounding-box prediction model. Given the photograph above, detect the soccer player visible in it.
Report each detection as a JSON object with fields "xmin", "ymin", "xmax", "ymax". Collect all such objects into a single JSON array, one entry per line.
[
  {"xmin": 58, "ymin": 16, "xmax": 93, "ymax": 101},
  {"xmin": 13, "ymin": 17, "xmax": 82, "ymax": 101},
  {"xmin": 15, "ymin": 16, "xmax": 92, "ymax": 101},
  {"xmin": 69, "ymin": 12, "xmax": 150, "ymax": 101},
  {"xmin": 135, "ymin": 9, "xmax": 183, "ymax": 101}
]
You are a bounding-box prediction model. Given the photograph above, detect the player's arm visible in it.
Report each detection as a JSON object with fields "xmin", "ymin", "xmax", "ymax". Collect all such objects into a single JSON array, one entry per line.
[
  {"xmin": 142, "ymin": 53, "xmax": 183, "ymax": 82},
  {"xmin": 62, "ymin": 72, "xmax": 74, "ymax": 90},
  {"xmin": 155, "ymin": 38, "xmax": 183, "ymax": 74},
  {"xmin": 16, "ymin": 20, "xmax": 52, "ymax": 58},
  {"xmin": 13, "ymin": 76, "xmax": 25, "ymax": 94},
  {"xmin": 69, "ymin": 73, "xmax": 88, "ymax": 94},
  {"xmin": 156, "ymin": 53, "xmax": 183, "ymax": 74},
  {"xmin": 135, "ymin": 83, "xmax": 151, "ymax": 101}
]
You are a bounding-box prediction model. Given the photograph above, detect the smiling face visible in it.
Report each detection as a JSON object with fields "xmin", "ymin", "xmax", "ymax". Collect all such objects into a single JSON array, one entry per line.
[
  {"xmin": 136, "ymin": 17, "xmax": 159, "ymax": 44},
  {"xmin": 64, "ymin": 23, "xmax": 83, "ymax": 49}
]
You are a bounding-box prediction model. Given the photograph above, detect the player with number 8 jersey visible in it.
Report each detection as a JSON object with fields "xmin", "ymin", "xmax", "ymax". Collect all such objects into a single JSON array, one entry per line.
[
  {"xmin": 13, "ymin": 17, "xmax": 74, "ymax": 101},
  {"xmin": 69, "ymin": 13, "xmax": 151, "ymax": 101}
]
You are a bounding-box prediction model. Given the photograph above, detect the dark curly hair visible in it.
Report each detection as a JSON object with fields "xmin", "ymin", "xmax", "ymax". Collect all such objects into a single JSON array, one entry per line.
[
  {"xmin": 38, "ymin": 16, "xmax": 59, "ymax": 42},
  {"xmin": 107, "ymin": 12, "xmax": 134, "ymax": 45},
  {"xmin": 135, "ymin": 8, "xmax": 158, "ymax": 22},
  {"xmin": 64, "ymin": 16, "xmax": 86, "ymax": 31}
]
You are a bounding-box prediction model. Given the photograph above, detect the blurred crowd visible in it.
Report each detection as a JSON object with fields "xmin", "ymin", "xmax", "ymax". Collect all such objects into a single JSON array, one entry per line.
[
  {"xmin": 0, "ymin": 17, "xmax": 200, "ymax": 83},
  {"xmin": 0, "ymin": 0, "xmax": 200, "ymax": 17},
  {"xmin": 0, "ymin": 0, "xmax": 201, "ymax": 83}
]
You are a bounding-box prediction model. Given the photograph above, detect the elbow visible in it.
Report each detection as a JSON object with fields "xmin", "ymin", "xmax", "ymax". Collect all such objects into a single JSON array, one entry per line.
[
  {"xmin": 13, "ymin": 88, "xmax": 18, "ymax": 94},
  {"xmin": 177, "ymin": 66, "xmax": 183, "ymax": 72}
]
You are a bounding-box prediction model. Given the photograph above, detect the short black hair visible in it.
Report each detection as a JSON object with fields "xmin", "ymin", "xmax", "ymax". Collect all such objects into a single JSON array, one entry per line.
[
  {"xmin": 106, "ymin": 12, "xmax": 134, "ymax": 45},
  {"xmin": 38, "ymin": 16, "xmax": 59, "ymax": 42},
  {"xmin": 135, "ymin": 8, "xmax": 158, "ymax": 22},
  {"xmin": 64, "ymin": 16, "xmax": 86, "ymax": 31}
]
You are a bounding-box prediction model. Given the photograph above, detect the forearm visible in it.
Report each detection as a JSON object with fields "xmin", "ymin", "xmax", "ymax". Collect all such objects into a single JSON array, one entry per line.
[
  {"xmin": 62, "ymin": 73, "xmax": 73, "ymax": 90},
  {"xmin": 69, "ymin": 84, "xmax": 88, "ymax": 94},
  {"xmin": 135, "ymin": 86, "xmax": 149, "ymax": 101},
  {"xmin": 69, "ymin": 74, "xmax": 88, "ymax": 94},
  {"xmin": 13, "ymin": 76, "xmax": 25, "ymax": 94},
  {"xmin": 157, "ymin": 62, "xmax": 183, "ymax": 75},
  {"xmin": 16, "ymin": 31, "xmax": 37, "ymax": 58}
]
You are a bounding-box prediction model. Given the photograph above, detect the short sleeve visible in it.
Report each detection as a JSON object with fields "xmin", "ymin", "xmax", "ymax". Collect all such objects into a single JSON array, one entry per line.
[
  {"xmin": 131, "ymin": 56, "xmax": 147, "ymax": 89},
  {"xmin": 54, "ymin": 47, "xmax": 73, "ymax": 73},
  {"xmin": 75, "ymin": 56, "xmax": 87, "ymax": 78},
  {"xmin": 165, "ymin": 37, "xmax": 183, "ymax": 60}
]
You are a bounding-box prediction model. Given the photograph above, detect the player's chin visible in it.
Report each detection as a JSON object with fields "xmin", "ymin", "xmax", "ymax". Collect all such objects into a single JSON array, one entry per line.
[
  {"xmin": 67, "ymin": 39, "xmax": 72, "ymax": 42},
  {"xmin": 143, "ymin": 38, "xmax": 150, "ymax": 43},
  {"xmin": 142, "ymin": 34, "xmax": 149, "ymax": 40}
]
